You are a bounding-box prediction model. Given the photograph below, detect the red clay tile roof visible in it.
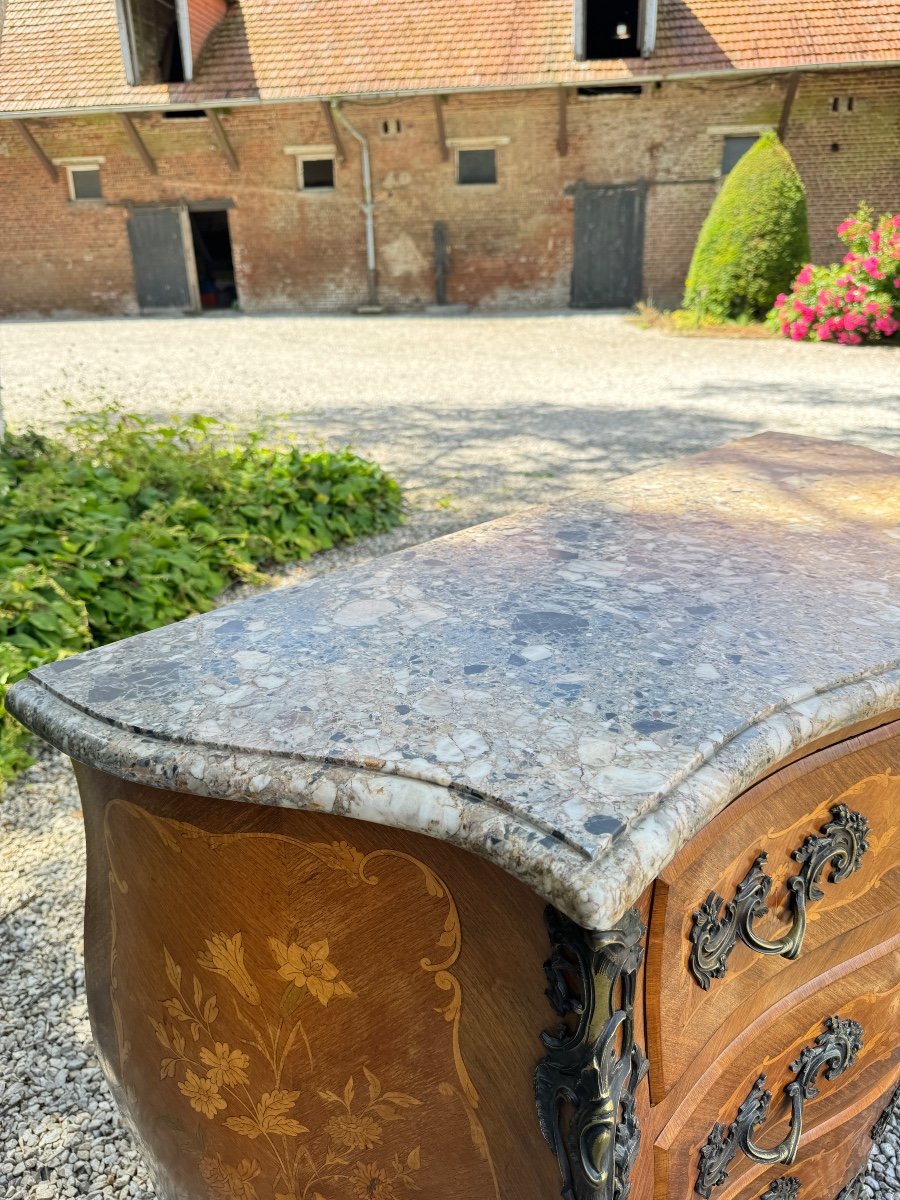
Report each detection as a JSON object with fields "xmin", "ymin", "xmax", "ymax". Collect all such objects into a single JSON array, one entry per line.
[{"xmin": 1, "ymin": 0, "xmax": 899, "ymax": 115}]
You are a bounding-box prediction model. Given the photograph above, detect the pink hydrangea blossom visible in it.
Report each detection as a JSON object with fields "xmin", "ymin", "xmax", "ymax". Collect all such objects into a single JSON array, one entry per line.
[{"xmin": 770, "ymin": 206, "xmax": 898, "ymax": 346}]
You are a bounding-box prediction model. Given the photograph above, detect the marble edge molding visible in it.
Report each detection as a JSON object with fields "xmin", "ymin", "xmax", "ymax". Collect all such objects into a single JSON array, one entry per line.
[{"xmin": 8, "ymin": 665, "xmax": 900, "ymax": 931}]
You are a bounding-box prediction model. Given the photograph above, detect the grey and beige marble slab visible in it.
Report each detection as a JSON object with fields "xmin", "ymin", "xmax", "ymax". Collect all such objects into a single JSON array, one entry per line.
[{"xmin": 8, "ymin": 432, "xmax": 900, "ymax": 929}]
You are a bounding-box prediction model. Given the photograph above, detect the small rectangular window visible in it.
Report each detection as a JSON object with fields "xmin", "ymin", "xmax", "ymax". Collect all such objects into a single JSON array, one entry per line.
[
  {"xmin": 577, "ymin": 85, "xmax": 642, "ymax": 98},
  {"xmin": 456, "ymin": 148, "xmax": 497, "ymax": 186},
  {"xmin": 721, "ymin": 135, "xmax": 758, "ymax": 176},
  {"xmin": 584, "ymin": 0, "xmax": 640, "ymax": 59},
  {"xmin": 301, "ymin": 158, "xmax": 335, "ymax": 190},
  {"xmin": 68, "ymin": 166, "xmax": 103, "ymax": 201}
]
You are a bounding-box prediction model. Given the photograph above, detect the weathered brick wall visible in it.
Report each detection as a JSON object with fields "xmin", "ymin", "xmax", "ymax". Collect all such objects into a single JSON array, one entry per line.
[
  {"xmin": 787, "ymin": 70, "xmax": 900, "ymax": 265},
  {"xmin": 0, "ymin": 66, "xmax": 896, "ymax": 316},
  {"xmin": 642, "ymin": 68, "xmax": 900, "ymax": 307}
]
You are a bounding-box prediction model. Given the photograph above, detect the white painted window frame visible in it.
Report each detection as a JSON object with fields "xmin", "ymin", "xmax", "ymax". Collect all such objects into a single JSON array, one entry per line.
[
  {"xmin": 447, "ymin": 137, "xmax": 509, "ymax": 188},
  {"xmin": 706, "ymin": 124, "xmax": 774, "ymax": 137},
  {"xmin": 284, "ymin": 144, "xmax": 338, "ymax": 193},
  {"xmin": 116, "ymin": 0, "xmax": 195, "ymax": 83},
  {"xmin": 53, "ymin": 156, "xmax": 107, "ymax": 202}
]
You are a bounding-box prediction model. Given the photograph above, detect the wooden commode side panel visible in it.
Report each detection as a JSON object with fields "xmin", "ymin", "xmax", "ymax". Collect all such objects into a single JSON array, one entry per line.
[
  {"xmin": 646, "ymin": 722, "xmax": 900, "ymax": 1101},
  {"xmin": 74, "ymin": 763, "xmax": 564, "ymax": 1200}
]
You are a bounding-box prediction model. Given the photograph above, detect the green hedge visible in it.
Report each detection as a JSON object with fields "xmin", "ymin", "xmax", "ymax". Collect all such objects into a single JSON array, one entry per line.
[
  {"xmin": 683, "ymin": 131, "xmax": 810, "ymax": 322},
  {"xmin": 0, "ymin": 410, "xmax": 403, "ymax": 783}
]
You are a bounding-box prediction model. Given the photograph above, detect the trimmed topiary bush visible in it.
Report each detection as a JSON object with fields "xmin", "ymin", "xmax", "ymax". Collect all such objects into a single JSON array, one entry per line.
[
  {"xmin": 769, "ymin": 205, "xmax": 900, "ymax": 344},
  {"xmin": 682, "ymin": 131, "xmax": 810, "ymax": 322}
]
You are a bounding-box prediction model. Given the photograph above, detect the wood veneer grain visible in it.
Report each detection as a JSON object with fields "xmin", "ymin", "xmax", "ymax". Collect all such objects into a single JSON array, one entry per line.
[
  {"xmin": 646, "ymin": 721, "xmax": 900, "ymax": 1102},
  {"xmin": 651, "ymin": 928, "xmax": 900, "ymax": 1200},
  {"xmin": 74, "ymin": 763, "xmax": 563, "ymax": 1200}
]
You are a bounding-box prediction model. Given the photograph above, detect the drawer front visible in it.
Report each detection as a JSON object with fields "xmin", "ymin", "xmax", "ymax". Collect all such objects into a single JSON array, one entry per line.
[
  {"xmin": 647, "ymin": 722, "xmax": 900, "ymax": 1099},
  {"xmin": 652, "ymin": 930, "xmax": 900, "ymax": 1200},
  {"xmin": 728, "ymin": 1080, "xmax": 896, "ymax": 1200}
]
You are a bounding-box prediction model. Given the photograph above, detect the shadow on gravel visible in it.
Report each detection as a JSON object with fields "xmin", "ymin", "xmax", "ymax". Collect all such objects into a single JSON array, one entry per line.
[{"xmin": 279, "ymin": 402, "xmax": 777, "ymax": 506}]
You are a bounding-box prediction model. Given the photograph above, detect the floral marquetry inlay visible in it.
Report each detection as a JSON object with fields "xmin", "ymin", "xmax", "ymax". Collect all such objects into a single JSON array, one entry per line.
[{"xmin": 102, "ymin": 801, "xmax": 500, "ymax": 1200}]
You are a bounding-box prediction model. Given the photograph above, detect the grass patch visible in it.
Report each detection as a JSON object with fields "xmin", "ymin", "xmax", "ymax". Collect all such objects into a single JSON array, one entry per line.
[
  {"xmin": 629, "ymin": 303, "xmax": 776, "ymax": 339},
  {"xmin": 0, "ymin": 408, "xmax": 403, "ymax": 784}
]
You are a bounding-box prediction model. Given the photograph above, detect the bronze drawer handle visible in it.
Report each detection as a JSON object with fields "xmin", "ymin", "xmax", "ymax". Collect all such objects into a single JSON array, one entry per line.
[
  {"xmin": 689, "ymin": 804, "xmax": 870, "ymax": 989},
  {"xmin": 696, "ymin": 1016, "xmax": 863, "ymax": 1198},
  {"xmin": 761, "ymin": 1180, "xmax": 801, "ymax": 1199}
]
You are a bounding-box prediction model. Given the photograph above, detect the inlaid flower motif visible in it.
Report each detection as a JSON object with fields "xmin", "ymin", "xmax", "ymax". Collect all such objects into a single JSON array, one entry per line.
[
  {"xmin": 349, "ymin": 1162, "xmax": 397, "ymax": 1200},
  {"xmin": 225, "ymin": 1090, "xmax": 308, "ymax": 1139},
  {"xmin": 179, "ymin": 1069, "xmax": 227, "ymax": 1118},
  {"xmin": 200, "ymin": 1042, "xmax": 251, "ymax": 1087},
  {"xmin": 199, "ymin": 1155, "xmax": 260, "ymax": 1200},
  {"xmin": 140, "ymin": 835, "xmax": 459, "ymax": 1200},
  {"xmin": 325, "ymin": 1112, "xmax": 383, "ymax": 1151},
  {"xmin": 267, "ymin": 937, "xmax": 355, "ymax": 1006},
  {"xmin": 198, "ymin": 933, "xmax": 261, "ymax": 1006}
]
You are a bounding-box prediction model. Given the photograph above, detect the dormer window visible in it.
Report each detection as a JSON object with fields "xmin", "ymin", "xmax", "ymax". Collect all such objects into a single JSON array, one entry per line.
[
  {"xmin": 574, "ymin": 0, "xmax": 657, "ymax": 60},
  {"xmin": 160, "ymin": 17, "xmax": 186, "ymax": 83},
  {"xmin": 116, "ymin": 0, "xmax": 229, "ymax": 84}
]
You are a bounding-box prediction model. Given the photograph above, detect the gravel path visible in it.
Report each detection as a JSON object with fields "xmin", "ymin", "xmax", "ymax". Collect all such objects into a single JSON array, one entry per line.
[
  {"xmin": 2, "ymin": 312, "xmax": 899, "ymax": 530},
  {"xmin": 1, "ymin": 312, "xmax": 899, "ymax": 1199}
]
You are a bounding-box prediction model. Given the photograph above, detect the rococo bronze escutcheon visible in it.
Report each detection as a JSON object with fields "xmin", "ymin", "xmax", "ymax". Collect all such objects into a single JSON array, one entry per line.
[
  {"xmin": 696, "ymin": 1016, "xmax": 864, "ymax": 1198},
  {"xmin": 760, "ymin": 1179, "xmax": 801, "ymax": 1199},
  {"xmin": 533, "ymin": 906, "xmax": 648, "ymax": 1200},
  {"xmin": 689, "ymin": 804, "xmax": 870, "ymax": 989}
]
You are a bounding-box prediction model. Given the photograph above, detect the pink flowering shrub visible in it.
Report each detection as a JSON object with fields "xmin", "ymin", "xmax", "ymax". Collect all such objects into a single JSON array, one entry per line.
[{"xmin": 770, "ymin": 205, "xmax": 900, "ymax": 344}]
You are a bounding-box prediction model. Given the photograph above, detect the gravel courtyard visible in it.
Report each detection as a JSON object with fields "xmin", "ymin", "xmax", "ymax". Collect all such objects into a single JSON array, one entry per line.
[
  {"xmin": 1, "ymin": 312, "xmax": 899, "ymax": 1200},
  {"xmin": 4, "ymin": 311, "xmax": 900, "ymax": 529}
]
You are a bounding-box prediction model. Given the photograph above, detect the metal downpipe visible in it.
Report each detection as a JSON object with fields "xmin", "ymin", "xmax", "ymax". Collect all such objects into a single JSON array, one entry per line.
[{"xmin": 333, "ymin": 103, "xmax": 378, "ymax": 308}]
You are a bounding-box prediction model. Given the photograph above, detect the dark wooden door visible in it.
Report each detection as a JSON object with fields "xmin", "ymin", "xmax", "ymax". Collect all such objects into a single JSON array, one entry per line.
[
  {"xmin": 571, "ymin": 182, "xmax": 646, "ymax": 308},
  {"xmin": 127, "ymin": 207, "xmax": 193, "ymax": 310}
]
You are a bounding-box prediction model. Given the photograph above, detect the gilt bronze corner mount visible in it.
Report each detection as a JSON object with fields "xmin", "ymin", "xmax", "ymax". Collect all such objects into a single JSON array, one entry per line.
[{"xmin": 534, "ymin": 906, "xmax": 648, "ymax": 1200}]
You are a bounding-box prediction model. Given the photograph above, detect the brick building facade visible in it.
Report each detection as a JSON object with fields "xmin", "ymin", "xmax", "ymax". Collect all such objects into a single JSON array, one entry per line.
[{"xmin": 1, "ymin": 1, "xmax": 898, "ymax": 316}]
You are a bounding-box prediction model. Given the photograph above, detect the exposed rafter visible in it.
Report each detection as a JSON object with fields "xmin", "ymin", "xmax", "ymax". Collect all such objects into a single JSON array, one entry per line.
[
  {"xmin": 320, "ymin": 101, "xmax": 346, "ymax": 163},
  {"xmin": 119, "ymin": 112, "xmax": 157, "ymax": 173},
  {"xmin": 557, "ymin": 88, "xmax": 569, "ymax": 156},
  {"xmin": 12, "ymin": 118, "xmax": 58, "ymax": 180},
  {"xmin": 433, "ymin": 95, "xmax": 449, "ymax": 161},
  {"xmin": 206, "ymin": 108, "xmax": 238, "ymax": 170},
  {"xmin": 777, "ymin": 72, "xmax": 802, "ymax": 141}
]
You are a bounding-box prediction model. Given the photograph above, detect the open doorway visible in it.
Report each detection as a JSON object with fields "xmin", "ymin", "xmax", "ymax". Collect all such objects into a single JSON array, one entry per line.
[{"xmin": 189, "ymin": 209, "xmax": 238, "ymax": 310}]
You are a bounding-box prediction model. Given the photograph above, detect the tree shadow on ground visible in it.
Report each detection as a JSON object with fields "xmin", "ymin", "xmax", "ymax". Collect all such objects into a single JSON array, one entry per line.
[{"xmin": 274, "ymin": 399, "xmax": 897, "ymax": 521}]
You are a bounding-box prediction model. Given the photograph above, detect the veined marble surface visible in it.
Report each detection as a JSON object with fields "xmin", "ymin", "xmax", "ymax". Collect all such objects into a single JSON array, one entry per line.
[{"xmin": 8, "ymin": 433, "xmax": 900, "ymax": 930}]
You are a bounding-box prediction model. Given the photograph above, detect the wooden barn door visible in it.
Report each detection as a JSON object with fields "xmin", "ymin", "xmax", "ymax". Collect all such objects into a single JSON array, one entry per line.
[
  {"xmin": 127, "ymin": 205, "xmax": 198, "ymax": 312},
  {"xmin": 571, "ymin": 181, "xmax": 646, "ymax": 308}
]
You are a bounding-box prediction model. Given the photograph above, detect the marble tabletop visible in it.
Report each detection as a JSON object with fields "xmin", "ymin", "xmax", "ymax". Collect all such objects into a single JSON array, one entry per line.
[{"xmin": 8, "ymin": 432, "xmax": 900, "ymax": 930}]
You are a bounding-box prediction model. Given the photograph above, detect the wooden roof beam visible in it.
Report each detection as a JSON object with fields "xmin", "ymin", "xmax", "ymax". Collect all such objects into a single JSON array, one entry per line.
[
  {"xmin": 557, "ymin": 88, "xmax": 569, "ymax": 156},
  {"xmin": 12, "ymin": 118, "xmax": 57, "ymax": 181},
  {"xmin": 206, "ymin": 109, "xmax": 238, "ymax": 170},
  {"xmin": 119, "ymin": 113, "xmax": 157, "ymax": 174},
  {"xmin": 433, "ymin": 95, "xmax": 449, "ymax": 162},
  {"xmin": 777, "ymin": 72, "xmax": 801, "ymax": 142},
  {"xmin": 320, "ymin": 101, "xmax": 346, "ymax": 163}
]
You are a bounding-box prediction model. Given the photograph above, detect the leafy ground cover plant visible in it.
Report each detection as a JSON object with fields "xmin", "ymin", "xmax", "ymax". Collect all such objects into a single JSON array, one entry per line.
[
  {"xmin": 770, "ymin": 205, "xmax": 900, "ymax": 344},
  {"xmin": 0, "ymin": 410, "xmax": 402, "ymax": 782},
  {"xmin": 682, "ymin": 132, "xmax": 810, "ymax": 322}
]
